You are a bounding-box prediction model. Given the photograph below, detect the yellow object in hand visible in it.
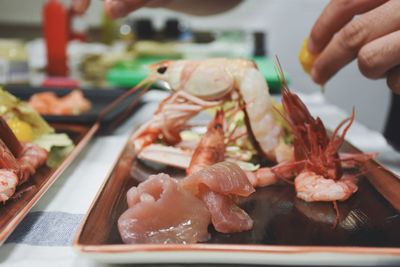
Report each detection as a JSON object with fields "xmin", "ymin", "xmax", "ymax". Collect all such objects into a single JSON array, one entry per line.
[
  {"xmin": 7, "ymin": 118, "xmax": 33, "ymax": 142},
  {"xmin": 299, "ymin": 38, "xmax": 319, "ymax": 74}
]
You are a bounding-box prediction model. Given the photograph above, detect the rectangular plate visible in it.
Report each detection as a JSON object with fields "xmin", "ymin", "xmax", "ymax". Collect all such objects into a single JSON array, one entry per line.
[
  {"xmin": 0, "ymin": 122, "xmax": 98, "ymax": 245},
  {"xmin": 73, "ymin": 136, "xmax": 400, "ymax": 265},
  {"xmin": 5, "ymin": 86, "xmax": 143, "ymax": 128}
]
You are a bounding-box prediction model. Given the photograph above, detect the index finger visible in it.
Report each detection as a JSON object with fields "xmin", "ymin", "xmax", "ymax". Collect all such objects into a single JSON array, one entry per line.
[
  {"xmin": 72, "ymin": 0, "xmax": 91, "ymax": 15},
  {"xmin": 308, "ymin": 0, "xmax": 388, "ymax": 53},
  {"xmin": 104, "ymin": 0, "xmax": 152, "ymax": 18}
]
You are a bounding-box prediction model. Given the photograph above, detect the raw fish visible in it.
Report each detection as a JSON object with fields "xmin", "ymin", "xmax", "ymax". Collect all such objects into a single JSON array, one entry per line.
[
  {"xmin": 200, "ymin": 190, "xmax": 253, "ymax": 233},
  {"xmin": 181, "ymin": 161, "xmax": 255, "ymax": 233},
  {"xmin": 181, "ymin": 161, "xmax": 255, "ymax": 197},
  {"xmin": 118, "ymin": 173, "xmax": 211, "ymax": 244}
]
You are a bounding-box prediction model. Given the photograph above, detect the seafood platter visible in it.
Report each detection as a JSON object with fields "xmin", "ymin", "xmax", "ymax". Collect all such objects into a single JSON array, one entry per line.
[
  {"xmin": 0, "ymin": 88, "xmax": 97, "ymax": 244},
  {"xmin": 73, "ymin": 58, "xmax": 400, "ymax": 265}
]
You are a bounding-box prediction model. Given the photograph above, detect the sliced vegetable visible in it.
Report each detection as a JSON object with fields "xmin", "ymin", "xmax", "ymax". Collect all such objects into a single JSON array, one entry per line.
[
  {"xmin": 46, "ymin": 145, "xmax": 74, "ymax": 168},
  {"xmin": 6, "ymin": 118, "xmax": 33, "ymax": 142},
  {"xmin": 0, "ymin": 87, "xmax": 75, "ymax": 167},
  {"xmin": 226, "ymin": 158, "xmax": 260, "ymax": 172},
  {"xmin": 33, "ymin": 133, "xmax": 74, "ymax": 151},
  {"xmin": 0, "ymin": 88, "xmax": 54, "ymax": 138}
]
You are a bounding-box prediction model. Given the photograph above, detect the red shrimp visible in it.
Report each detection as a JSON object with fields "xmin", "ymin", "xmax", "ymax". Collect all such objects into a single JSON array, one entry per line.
[
  {"xmin": 0, "ymin": 117, "xmax": 48, "ymax": 203},
  {"xmin": 186, "ymin": 110, "xmax": 226, "ymax": 175}
]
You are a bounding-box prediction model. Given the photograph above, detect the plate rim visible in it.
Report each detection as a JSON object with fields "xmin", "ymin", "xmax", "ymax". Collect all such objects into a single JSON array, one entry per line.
[{"xmin": 0, "ymin": 122, "xmax": 99, "ymax": 245}]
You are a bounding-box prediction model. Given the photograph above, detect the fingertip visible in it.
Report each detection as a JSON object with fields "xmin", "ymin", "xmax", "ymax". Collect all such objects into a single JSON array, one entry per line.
[
  {"xmin": 311, "ymin": 67, "xmax": 325, "ymax": 85},
  {"xmin": 387, "ymin": 67, "xmax": 400, "ymax": 95},
  {"xmin": 105, "ymin": 0, "xmax": 150, "ymax": 18},
  {"xmin": 72, "ymin": 0, "xmax": 90, "ymax": 15},
  {"xmin": 104, "ymin": 0, "xmax": 128, "ymax": 18},
  {"xmin": 307, "ymin": 37, "xmax": 319, "ymax": 54}
]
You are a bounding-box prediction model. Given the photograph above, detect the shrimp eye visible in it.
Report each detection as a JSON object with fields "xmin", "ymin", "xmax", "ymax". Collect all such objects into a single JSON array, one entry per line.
[
  {"xmin": 214, "ymin": 124, "xmax": 222, "ymax": 130},
  {"xmin": 157, "ymin": 66, "xmax": 167, "ymax": 74}
]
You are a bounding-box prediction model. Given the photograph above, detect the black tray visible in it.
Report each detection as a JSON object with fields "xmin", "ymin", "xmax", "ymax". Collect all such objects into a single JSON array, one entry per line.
[{"xmin": 5, "ymin": 86, "xmax": 144, "ymax": 130}]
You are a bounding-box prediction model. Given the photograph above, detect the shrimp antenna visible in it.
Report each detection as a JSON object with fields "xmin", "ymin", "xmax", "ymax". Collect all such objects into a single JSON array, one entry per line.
[
  {"xmin": 274, "ymin": 56, "xmax": 289, "ymax": 89},
  {"xmin": 97, "ymin": 76, "xmax": 153, "ymax": 132},
  {"xmin": 331, "ymin": 107, "xmax": 356, "ymax": 147},
  {"xmin": 106, "ymin": 81, "xmax": 152, "ymax": 131}
]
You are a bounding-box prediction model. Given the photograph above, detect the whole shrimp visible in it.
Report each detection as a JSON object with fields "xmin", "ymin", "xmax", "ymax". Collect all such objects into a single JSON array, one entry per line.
[
  {"xmin": 274, "ymin": 61, "xmax": 374, "ymax": 207},
  {"xmin": 0, "ymin": 117, "xmax": 48, "ymax": 203},
  {"xmin": 131, "ymin": 58, "xmax": 293, "ymax": 163}
]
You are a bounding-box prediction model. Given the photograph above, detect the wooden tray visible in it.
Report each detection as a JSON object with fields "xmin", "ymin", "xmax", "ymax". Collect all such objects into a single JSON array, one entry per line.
[
  {"xmin": 0, "ymin": 123, "xmax": 98, "ymax": 245},
  {"xmin": 73, "ymin": 136, "xmax": 400, "ymax": 265}
]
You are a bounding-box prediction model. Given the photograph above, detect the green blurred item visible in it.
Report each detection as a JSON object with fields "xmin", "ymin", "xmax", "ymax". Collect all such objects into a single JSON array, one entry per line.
[{"xmin": 106, "ymin": 56, "xmax": 286, "ymax": 94}]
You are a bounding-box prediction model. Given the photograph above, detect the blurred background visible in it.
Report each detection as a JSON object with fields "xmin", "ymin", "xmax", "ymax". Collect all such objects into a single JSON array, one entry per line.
[{"xmin": 0, "ymin": 0, "xmax": 391, "ymax": 132}]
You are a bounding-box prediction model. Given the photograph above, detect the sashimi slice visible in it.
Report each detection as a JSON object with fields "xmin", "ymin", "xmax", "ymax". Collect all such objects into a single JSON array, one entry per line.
[
  {"xmin": 28, "ymin": 92, "xmax": 58, "ymax": 114},
  {"xmin": 28, "ymin": 90, "xmax": 91, "ymax": 116},
  {"xmin": 55, "ymin": 90, "xmax": 91, "ymax": 115},
  {"xmin": 181, "ymin": 161, "xmax": 255, "ymax": 197},
  {"xmin": 118, "ymin": 173, "xmax": 211, "ymax": 244},
  {"xmin": 200, "ymin": 189, "xmax": 253, "ymax": 233}
]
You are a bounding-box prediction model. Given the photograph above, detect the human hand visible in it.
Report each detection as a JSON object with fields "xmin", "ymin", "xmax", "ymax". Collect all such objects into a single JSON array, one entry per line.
[
  {"xmin": 71, "ymin": 0, "xmax": 241, "ymax": 18},
  {"xmin": 71, "ymin": 0, "xmax": 169, "ymax": 18},
  {"xmin": 308, "ymin": 0, "xmax": 400, "ymax": 94}
]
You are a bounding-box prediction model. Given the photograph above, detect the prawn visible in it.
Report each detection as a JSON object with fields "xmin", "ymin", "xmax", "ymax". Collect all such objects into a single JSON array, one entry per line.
[
  {"xmin": 0, "ymin": 117, "xmax": 48, "ymax": 203},
  {"xmin": 130, "ymin": 58, "xmax": 293, "ymax": 163},
  {"xmin": 186, "ymin": 110, "xmax": 226, "ymax": 175},
  {"xmin": 272, "ymin": 59, "xmax": 376, "ymax": 228},
  {"xmin": 154, "ymin": 58, "xmax": 294, "ymax": 163},
  {"xmin": 269, "ymin": 60, "xmax": 377, "ymax": 226}
]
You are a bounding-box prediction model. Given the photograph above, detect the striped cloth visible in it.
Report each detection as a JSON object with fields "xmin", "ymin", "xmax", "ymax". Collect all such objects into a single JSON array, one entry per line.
[{"xmin": 1, "ymin": 91, "xmax": 399, "ymax": 267}]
